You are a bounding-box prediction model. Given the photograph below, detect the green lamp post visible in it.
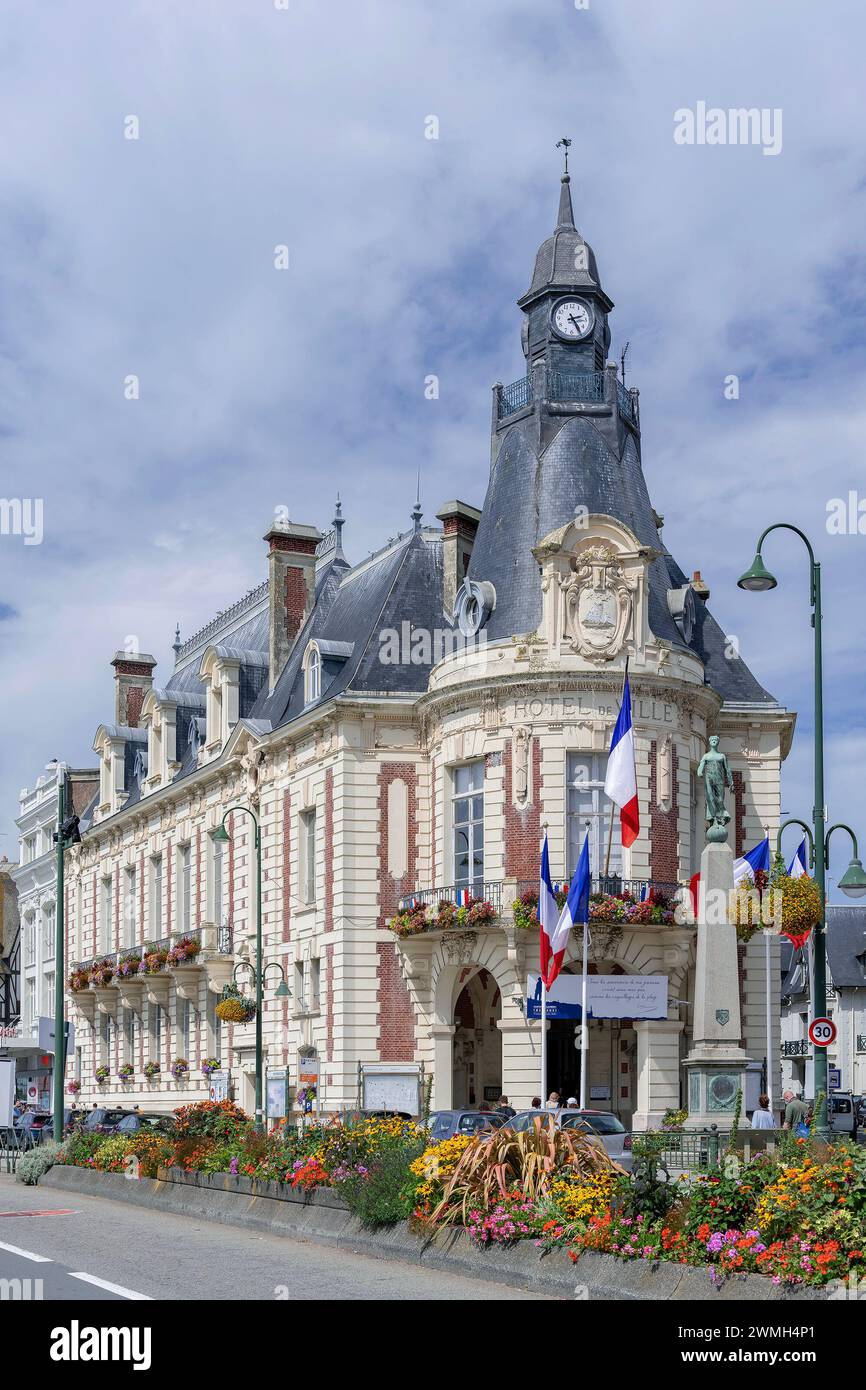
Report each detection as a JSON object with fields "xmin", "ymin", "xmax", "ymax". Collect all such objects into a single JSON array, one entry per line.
[
  {"xmin": 739, "ymin": 524, "xmax": 856, "ymax": 1133},
  {"xmin": 213, "ymin": 808, "xmax": 290, "ymax": 1132},
  {"xmin": 52, "ymin": 767, "xmax": 81, "ymax": 1143}
]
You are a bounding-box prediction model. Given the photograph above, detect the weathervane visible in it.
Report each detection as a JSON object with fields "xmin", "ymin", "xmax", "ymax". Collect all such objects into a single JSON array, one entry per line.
[{"xmin": 556, "ymin": 137, "xmax": 572, "ymax": 176}]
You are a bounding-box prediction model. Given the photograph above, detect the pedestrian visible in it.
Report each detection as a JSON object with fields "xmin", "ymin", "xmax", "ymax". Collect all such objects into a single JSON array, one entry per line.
[
  {"xmin": 566, "ymin": 1096, "xmax": 578, "ymax": 1110},
  {"xmin": 751, "ymin": 1094, "xmax": 775, "ymax": 1129},
  {"xmin": 530, "ymin": 1096, "xmax": 542, "ymax": 1109},
  {"xmin": 546, "ymin": 1091, "xmax": 560, "ymax": 1111},
  {"xmin": 496, "ymin": 1095, "xmax": 516, "ymax": 1118},
  {"xmin": 781, "ymin": 1088, "xmax": 809, "ymax": 1131}
]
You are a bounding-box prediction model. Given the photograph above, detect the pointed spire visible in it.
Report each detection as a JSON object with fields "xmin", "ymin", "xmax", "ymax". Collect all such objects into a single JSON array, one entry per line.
[
  {"xmin": 555, "ymin": 137, "xmax": 575, "ymax": 228},
  {"xmin": 411, "ymin": 470, "xmax": 423, "ymax": 533},
  {"xmin": 332, "ymin": 493, "xmax": 345, "ymax": 559},
  {"xmin": 172, "ymin": 623, "xmax": 182, "ymax": 656}
]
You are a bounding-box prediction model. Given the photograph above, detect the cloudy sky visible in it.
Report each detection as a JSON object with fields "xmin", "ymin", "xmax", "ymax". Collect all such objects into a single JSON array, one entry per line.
[{"xmin": 2, "ymin": 0, "xmax": 865, "ymax": 894}]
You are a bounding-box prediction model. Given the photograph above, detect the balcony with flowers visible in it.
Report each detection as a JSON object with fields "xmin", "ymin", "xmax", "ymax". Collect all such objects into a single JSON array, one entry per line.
[{"xmin": 67, "ymin": 921, "xmax": 236, "ymax": 1018}]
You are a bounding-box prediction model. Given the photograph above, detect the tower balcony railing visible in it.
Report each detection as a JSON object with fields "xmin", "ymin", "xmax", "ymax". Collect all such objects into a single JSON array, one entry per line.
[{"xmin": 496, "ymin": 365, "xmax": 639, "ymax": 428}]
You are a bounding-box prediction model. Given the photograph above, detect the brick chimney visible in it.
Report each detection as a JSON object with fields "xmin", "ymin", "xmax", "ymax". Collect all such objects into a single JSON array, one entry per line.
[
  {"xmin": 111, "ymin": 651, "xmax": 157, "ymax": 727},
  {"xmin": 264, "ymin": 520, "xmax": 322, "ymax": 691},
  {"xmin": 436, "ymin": 500, "xmax": 481, "ymax": 615},
  {"xmin": 690, "ymin": 570, "xmax": 710, "ymax": 601}
]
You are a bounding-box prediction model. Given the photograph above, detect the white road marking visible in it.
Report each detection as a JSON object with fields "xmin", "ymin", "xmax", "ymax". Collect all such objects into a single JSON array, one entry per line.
[
  {"xmin": 68, "ymin": 1271, "xmax": 152, "ymax": 1300},
  {"xmin": 0, "ymin": 1239, "xmax": 52, "ymax": 1263}
]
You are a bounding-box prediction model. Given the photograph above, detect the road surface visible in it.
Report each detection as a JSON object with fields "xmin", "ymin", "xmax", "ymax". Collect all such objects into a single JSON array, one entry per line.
[{"xmin": 0, "ymin": 1173, "xmax": 556, "ymax": 1301}]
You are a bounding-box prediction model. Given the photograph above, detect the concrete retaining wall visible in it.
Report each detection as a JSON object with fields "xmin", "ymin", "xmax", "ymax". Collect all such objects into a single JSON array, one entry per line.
[{"xmin": 40, "ymin": 1165, "xmax": 829, "ymax": 1301}]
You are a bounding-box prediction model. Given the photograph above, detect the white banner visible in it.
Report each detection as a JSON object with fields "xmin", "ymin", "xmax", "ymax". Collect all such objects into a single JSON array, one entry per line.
[{"xmin": 527, "ymin": 972, "xmax": 668, "ymax": 1020}]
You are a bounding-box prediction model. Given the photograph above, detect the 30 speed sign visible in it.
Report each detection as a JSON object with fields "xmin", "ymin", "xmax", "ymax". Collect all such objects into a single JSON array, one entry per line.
[{"xmin": 808, "ymin": 1017, "xmax": 837, "ymax": 1048}]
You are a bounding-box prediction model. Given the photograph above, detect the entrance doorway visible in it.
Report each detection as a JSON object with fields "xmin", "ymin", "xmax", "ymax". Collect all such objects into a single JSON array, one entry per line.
[
  {"xmin": 544, "ymin": 965, "xmax": 636, "ymax": 1122},
  {"xmin": 451, "ymin": 969, "xmax": 502, "ymax": 1108}
]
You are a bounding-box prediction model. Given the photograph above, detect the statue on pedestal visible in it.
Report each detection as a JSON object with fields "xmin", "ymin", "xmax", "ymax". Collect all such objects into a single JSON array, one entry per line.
[{"xmin": 697, "ymin": 735, "xmax": 733, "ymax": 843}]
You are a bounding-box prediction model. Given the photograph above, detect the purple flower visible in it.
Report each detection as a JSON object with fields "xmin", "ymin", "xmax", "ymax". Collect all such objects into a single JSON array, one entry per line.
[{"xmin": 229, "ymin": 1157, "xmax": 239, "ymax": 1176}]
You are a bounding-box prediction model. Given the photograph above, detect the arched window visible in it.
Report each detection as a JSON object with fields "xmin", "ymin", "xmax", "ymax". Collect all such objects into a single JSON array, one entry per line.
[{"xmin": 305, "ymin": 645, "xmax": 321, "ymax": 704}]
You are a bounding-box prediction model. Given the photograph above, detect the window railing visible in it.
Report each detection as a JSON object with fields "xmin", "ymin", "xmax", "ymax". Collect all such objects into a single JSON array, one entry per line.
[
  {"xmin": 781, "ymin": 1039, "xmax": 810, "ymax": 1058},
  {"xmin": 514, "ymin": 877, "xmax": 681, "ymax": 901},
  {"xmin": 398, "ymin": 882, "xmax": 503, "ymax": 913},
  {"xmin": 857, "ymin": 1035, "xmax": 866, "ymax": 1053}
]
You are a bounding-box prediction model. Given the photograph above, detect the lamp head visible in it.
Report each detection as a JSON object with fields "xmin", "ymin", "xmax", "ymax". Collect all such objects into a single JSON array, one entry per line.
[
  {"xmin": 737, "ymin": 553, "xmax": 778, "ymax": 592},
  {"xmin": 275, "ymin": 980, "xmax": 291, "ymax": 999},
  {"xmin": 838, "ymin": 857, "xmax": 866, "ymax": 899},
  {"xmin": 212, "ymin": 823, "xmax": 231, "ymax": 844}
]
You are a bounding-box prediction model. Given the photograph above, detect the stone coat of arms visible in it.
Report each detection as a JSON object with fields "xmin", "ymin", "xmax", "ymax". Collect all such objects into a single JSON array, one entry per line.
[{"xmin": 563, "ymin": 544, "xmax": 635, "ymax": 661}]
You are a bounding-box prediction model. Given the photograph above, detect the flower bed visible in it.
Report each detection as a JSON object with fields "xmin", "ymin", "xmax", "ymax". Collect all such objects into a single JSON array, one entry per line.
[{"xmin": 47, "ymin": 1101, "xmax": 866, "ymax": 1291}]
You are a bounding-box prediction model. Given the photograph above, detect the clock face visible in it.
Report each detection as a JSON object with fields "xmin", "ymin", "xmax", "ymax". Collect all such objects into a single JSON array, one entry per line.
[{"xmin": 552, "ymin": 298, "xmax": 594, "ymax": 340}]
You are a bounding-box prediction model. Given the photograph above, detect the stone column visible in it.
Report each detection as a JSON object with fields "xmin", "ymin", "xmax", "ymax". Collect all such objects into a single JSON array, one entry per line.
[
  {"xmin": 431, "ymin": 1025, "xmax": 455, "ymax": 1109},
  {"xmin": 632, "ymin": 1018, "xmax": 684, "ymax": 1130},
  {"xmin": 684, "ymin": 840, "xmax": 750, "ymax": 1125},
  {"xmin": 498, "ymin": 1014, "xmax": 543, "ymax": 1111}
]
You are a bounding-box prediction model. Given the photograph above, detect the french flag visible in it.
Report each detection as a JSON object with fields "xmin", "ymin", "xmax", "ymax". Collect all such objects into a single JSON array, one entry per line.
[
  {"xmin": 733, "ymin": 836, "xmax": 771, "ymax": 886},
  {"xmin": 540, "ymin": 831, "xmax": 590, "ymax": 989},
  {"xmin": 604, "ymin": 676, "xmax": 639, "ymax": 847},
  {"xmin": 788, "ymin": 837, "xmax": 810, "ymax": 879}
]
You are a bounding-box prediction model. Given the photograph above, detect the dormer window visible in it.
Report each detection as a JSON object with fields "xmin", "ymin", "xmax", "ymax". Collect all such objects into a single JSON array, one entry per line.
[
  {"xmin": 305, "ymin": 644, "xmax": 321, "ymax": 705},
  {"xmin": 188, "ymin": 715, "xmax": 204, "ymax": 759},
  {"xmin": 133, "ymin": 748, "xmax": 148, "ymax": 790}
]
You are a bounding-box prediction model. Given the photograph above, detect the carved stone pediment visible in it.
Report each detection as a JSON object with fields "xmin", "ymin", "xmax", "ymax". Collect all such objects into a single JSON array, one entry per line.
[{"xmin": 441, "ymin": 931, "xmax": 477, "ymax": 964}]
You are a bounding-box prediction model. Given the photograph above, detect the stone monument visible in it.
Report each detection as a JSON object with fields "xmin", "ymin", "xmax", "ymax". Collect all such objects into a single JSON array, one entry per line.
[{"xmin": 684, "ymin": 738, "xmax": 750, "ymax": 1127}]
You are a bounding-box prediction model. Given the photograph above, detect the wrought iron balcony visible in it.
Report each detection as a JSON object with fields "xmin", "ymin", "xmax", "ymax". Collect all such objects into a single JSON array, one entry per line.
[
  {"xmin": 781, "ymin": 1039, "xmax": 810, "ymax": 1058},
  {"xmin": 398, "ymin": 882, "xmax": 503, "ymax": 913},
  {"xmin": 496, "ymin": 376, "xmax": 533, "ymax": 419},
  {"xmin": 496, "ymin": 367, "xmax": 639, "ymax": 427}
]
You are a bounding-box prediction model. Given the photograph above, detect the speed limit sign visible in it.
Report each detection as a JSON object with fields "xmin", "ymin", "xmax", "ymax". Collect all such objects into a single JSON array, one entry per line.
[{"xmin": 808, "ymin": 1017, "xmax": 837, "ymax": 1048}]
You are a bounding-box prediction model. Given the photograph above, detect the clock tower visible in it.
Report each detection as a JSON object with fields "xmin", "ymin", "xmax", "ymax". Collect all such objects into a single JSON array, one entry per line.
[{"xmin": 518, "ymin": 164, "xmax": 613, "ymax": 381}]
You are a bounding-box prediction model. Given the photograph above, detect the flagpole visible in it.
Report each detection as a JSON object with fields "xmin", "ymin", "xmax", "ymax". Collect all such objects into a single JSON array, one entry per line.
[
  {"xmin": 579, "ymin": 918, "xmax": 589, "ymax": 1110},
  {"xmin": 603, "ymin": 657, "xmax": 630, "ymax": 880},
  {"xmin": 540, "ymin": 977, "xmax": 547, "ymax": 1104},
  {"xmin": 764, "ymin": 925, "xmax": 773, "ymax": 1110}
]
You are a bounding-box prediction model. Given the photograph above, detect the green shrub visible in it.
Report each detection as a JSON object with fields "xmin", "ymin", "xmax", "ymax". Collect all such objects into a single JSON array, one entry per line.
[
  {"xmin": 16, "ymin": 1141, "xmax": 62, "ymax": 1186},
  {"xmin": 172, "ymin": 1100, "xmax": 251, "ymax": 1143},
  {"xmin": 60, "ymin": 1130, "xmax": 108, "ymax": 1166},
  {"xmin": 340, "ymin": 1141, "xmax": 427, "ymax": 1228}
]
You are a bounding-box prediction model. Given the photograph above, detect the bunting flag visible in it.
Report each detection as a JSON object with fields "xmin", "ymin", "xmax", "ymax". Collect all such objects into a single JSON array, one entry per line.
[{"xmin": 604, "ymin": 677, "xmax": 639, "ymax": 847}]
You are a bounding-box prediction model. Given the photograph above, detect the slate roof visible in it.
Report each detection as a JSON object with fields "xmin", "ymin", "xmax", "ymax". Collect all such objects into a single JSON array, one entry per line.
[{"xmin": 780, "ymin": 907, "xmax": 866, "ymax": 998}]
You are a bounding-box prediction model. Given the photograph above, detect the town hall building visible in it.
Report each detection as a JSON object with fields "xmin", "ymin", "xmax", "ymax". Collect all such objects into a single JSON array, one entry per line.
[{"xmin": 59, "ymin": 165, "xmax": 795, "ymax": 1128}]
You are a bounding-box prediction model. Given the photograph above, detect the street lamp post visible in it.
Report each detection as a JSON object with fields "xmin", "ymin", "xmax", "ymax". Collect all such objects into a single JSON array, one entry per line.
[
  {"xmin": 213, "ymin": 808, "xmax": 290, "ymax": 1133},
  {"xmin": 739, "ymin": 525, "xmax": 866, "ymax": 1132},
  {"xmin": 52, "ymin": 768, "xmax": 81, "ymax": 1143}
]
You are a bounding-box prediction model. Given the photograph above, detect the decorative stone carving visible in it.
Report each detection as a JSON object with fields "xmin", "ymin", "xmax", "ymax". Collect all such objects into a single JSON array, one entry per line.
[
  {"xmin": 441, "ymin": 932, "xmax": 477, "ymax": 964},
  {"xmin": 563, "ymin": 544, "xmax": 635, "ymax": 662},
  {"xmin": 513, "ymin": 727, "xmax": 530, "ymax": 806}
]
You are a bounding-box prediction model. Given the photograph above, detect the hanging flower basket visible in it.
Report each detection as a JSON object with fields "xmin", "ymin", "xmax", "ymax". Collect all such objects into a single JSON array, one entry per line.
[
  {"xmin": 167, "ymin": 936, "xmax": 201, "ymax": 967},
  {"xmin": 118, "ymin": 1064, "xmax": 135, "ymax": 1082},
  {"xmin": 90, "ymin": 958, "xmax": 116, "ymax": 988},
  {"xmin": 201, "ymin": 1057, "xmax": 221, "ymax": 1076},
  {"xmin": 95, "ymin": 1065, "xmax": 110, "ymax": 1084},
  {"xmin": 296, "ymin": 1083, "xmax": 316, "ymax": 1114},
  {"xmin": 68, "ymin": 966, "xmax": 91, "ymax": 991},
  {"xmin": 144, "ymin": 1061, "xmax": 161, "ymax": 1081},
  {"xmin": 215, "ymin": 983, "xmax": 256, "ymax": 1023},
  {"xmin": 67, "ymin": 1079, "xmax": 82, "ymax": 1095},
  {"xmin": 171, "ymin": 1058, "xmax": 190, "ymax": 1081}
]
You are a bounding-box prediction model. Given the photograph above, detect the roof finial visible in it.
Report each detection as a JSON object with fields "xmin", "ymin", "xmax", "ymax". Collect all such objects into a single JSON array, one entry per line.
[
  {"xmin": 411, "ymin": 470, "xmax": 422, "ymax": 533},
  {"xmin": 554, "ymin": 137, "xmax": 575, "ymax": 229},
  {"xmin": 173, "ymin": 623, "xmax": 182, "ymax": 656},
  {"xmin": 333, "ymin": 493, "xmax": 345, "ymax": 559}
]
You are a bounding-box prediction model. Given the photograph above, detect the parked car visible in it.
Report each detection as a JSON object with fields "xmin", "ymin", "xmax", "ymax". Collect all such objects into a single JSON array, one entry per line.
[
  {"xmin": 13, "ymin": 1110, "xmax": 53, "ymax": 1142},
  {"xmin": 827, "ymin": 1092, "xmax": 858, "ymax": 1137},
  {"xmin": 333, "ymin": 1109, "xmax": 415, "ymax": 1125},
  {"xmin": 504, "ymin": 1108, "xmax": 633, "ymax": 1171},
  {"xmin": 83, "ymin": 1107, "xmax": 127, "ymax": 1134},
  {"xmin": 114, "ymin": 1112, "xmax": 175, "ymax": 1135},
  {"xmin": 426, "ymin": 1110, "xmax": 510, "ymax": 1142}
]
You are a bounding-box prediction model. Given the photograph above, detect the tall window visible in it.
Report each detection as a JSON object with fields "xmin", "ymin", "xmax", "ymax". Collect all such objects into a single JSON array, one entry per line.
[
  {"xmin": 294, "ymin": 960, "xmax": 306, "ymax": 1012},
  {"xmin": 25, "ymin": 917, "xmax": 36, "ymax": 966},
  {"xmin": 100, "ymin": 875, "xmax": 113, "ymax": 953},
  {"xmin": 206, "ymin": 990, "xmax": 221, "ymax": 1056},
  {"xmin": 176, "ymin": 844, "xmax": 192, "ymax": 933},
  {"xmin": 311, "ymin": 957, "xmax": 321, "ymax": 1013},
  {"xmin": 305, "ymin": 645, "xmax": 321, "ymax": 704},
  {"xmin": 42, "ymin": 904, "xmax": 55, "ymax": 961},
  {"xmin": 41, "ymin": 972, "xmax": 54, "ymax": 1017},
  {"xmin": 210, "ymin": 833, "xmax": 224, "ymax": 925},
  {"xmin": 123, "ymin": 1006, "xmax": 135, "ymax": 1064},
  {"xmin": 149, "ymin": 855, "xmax": 163, "ymax": 936},
  {"xmin": 300, "ymin": 810, "xmax": 316, "ymax": 905},
  {"xmin": 149, "ymin": 1003, "xmax": 162, "ymax": 1062},
  {"xmin": 452, "ymin": 762, "xmax": 484, "ymax": 890},
  {"xmin": 123, "ymin": 866, "xmax": 137, "ymax": 948},
  {"xmin": 178, "ymin": 997, "xmax": 191, "ymax": 1056},
  {"xmin": 566, "ymin": 753, "xmax": 622, "ymax": 880},
  {"xmin": 26, "ymin": 978, "xmax": 36, "ymax": 1028},
  {"xmin": 100, "ymin": 1012, "xmax": 113, "ymax": 1064}
]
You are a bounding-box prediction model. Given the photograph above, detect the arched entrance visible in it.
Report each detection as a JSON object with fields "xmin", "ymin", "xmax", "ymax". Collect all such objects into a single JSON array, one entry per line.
[
  {"xmin": 545, "ymin": 963, "xmax": 636, "ymax": 1121},
  {"xmin": 452, "ymin": 969, "xmax": 502, "ymax": 1108}
]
